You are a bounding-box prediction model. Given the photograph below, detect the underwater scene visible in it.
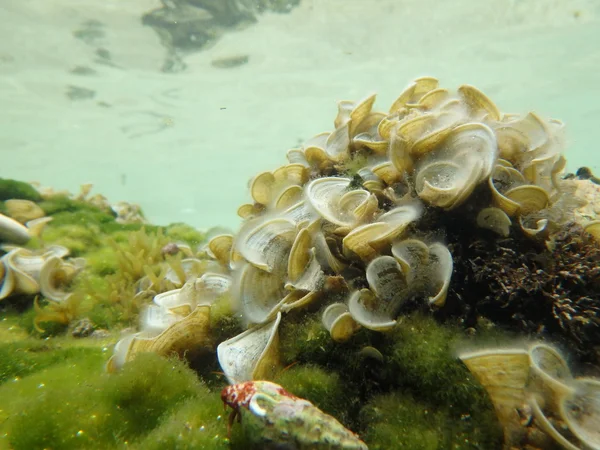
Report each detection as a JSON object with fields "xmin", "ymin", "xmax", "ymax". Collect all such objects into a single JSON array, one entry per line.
[{"xmin": 2, "ymin": 1, "xmax": 600, "ymax": 449}]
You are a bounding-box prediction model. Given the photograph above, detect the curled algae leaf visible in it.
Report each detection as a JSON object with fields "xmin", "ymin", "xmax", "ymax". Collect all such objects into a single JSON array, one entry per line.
[
  {"xmin": 217, "ymin": 313, "xmax": 281, "ymax": 384},
  {"xmin": 462, "ymin": 343, "xmax": 600, "ymax": 450}
]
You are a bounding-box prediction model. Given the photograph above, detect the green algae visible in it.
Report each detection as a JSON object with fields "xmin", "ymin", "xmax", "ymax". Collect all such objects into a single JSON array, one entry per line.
[
  {"xmin": 275, "ymin": 312, "xmax": 503, "ymax": 448},
  {"xmin": 274, "ymin": 364, "xmax": 353, "ymax": 425},
  {"xmin": 131, "ymin": 396, "xmax": 237, "ymax": 450},
  {"xmin": 1, "ymin": 350, "xmax": 231, "ymax": 450},
  {"xmin": 0, "ymin": 178, "xmax": 506, "ymax": 449},
  {"xmin": 0, "ymin": 178, "xmax": 42, "ymax": 202},
  {"xmin": 0, "ymin": 338, "xmax": 103, "ymax": 384}
]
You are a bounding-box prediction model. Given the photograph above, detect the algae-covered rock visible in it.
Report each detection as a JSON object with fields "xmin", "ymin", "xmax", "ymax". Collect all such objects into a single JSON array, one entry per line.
[
  {"xmin": 0, "ymin": 178, "xmax": 42, "ymax": 202},
  {"xmin": 2, "ymin": 352, "xmax": 225, "ymax": 450}
]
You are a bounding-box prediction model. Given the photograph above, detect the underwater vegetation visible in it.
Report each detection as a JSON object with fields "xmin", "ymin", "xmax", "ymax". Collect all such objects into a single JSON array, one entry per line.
[{"xmin": 2, "ymin": 77, "xmax": 600, "ymax": 449}]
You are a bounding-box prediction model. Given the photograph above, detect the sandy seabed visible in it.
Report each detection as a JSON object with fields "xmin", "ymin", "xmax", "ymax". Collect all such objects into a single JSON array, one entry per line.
[{"xmin": 0, "ymin": 0, "xmax": 599, "ymax": 230}]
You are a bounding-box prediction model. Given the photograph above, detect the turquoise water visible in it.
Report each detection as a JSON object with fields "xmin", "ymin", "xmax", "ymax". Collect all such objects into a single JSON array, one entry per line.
[{"xmin": 1, "ymin": 0, "xmax": 599, "ymax": 229}]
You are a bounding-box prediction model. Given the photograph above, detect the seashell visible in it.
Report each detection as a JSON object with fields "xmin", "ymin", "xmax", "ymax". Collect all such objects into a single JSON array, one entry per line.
[
  {"xmin": 494, "ymin": 126, "xmax": 528, "ymax": 161},
  {"xmin": 234, "ymin": 218, "xmax": 296, "ymax": 273},
  {"xmin": 529, "ymin": 394, "xmax": 581, "ymax": 450},
  {"xmin": 415, "ymin": 160, "xmax": 469, "ymax": 209},
  {"xmin": 550, "ymin": 155, "xmax": 567, "ymax": 192},
  {"xmin": 304, "ymin": 123, "xmax": 350, "ymax": 167},
  {"xmin": 321, "ymin": 302, "xmax": 360, "ymax": 343},
  {"xmin": 343, "ymin": 202, "xmax": 422, "ymax": 260},
  {"xmin": 140, "ymin": 304, "xmax": 181, "ymax": 335},
  {"xmin": 519, "ymin": 215, "xmax": 548, "ymax": 238},
  {"xmin": 371, "ymin": 161, "xmax": 402, "ymax": 185},
  {"xmin": 489, "ymin": 166, "xmax": 526, "ymax": 216},
  {"xmin": 348, "ymin": 288, "xmax": 398, "ymax": 331},
  {"xmin": 396, "ymin": 114, "xmax": 437, "ymax": 145},
  {"xmin": 504, "ymin": 185, "xmax": 549, "ymax": 215},
  {"xmin": 196, "ymin": 272, "xmax": 232, "ymax": 299},
  {"xmin": 153, "ymin": 287, "xmax": 196, "ymax": 316},
  {"xmin": 415, "ymin": 123, "xmax": 497, "ymax": 209},
  {"xmin": 410, "ymin": 119, "xmax": 456, "ymax": 158},
  {"xmin": 306, "ymin": 177, "xmax": 372, "ymax": 228},
  {"xmin": 217, "ymin": 312, "xmax": 281, "ymax": 384},
  {"xmin": 222, "ymin": 380, "xmax": 368, "ymax": 449},
  {"xmin": 334, "ymin": 100, "xmax": 354, "ymax": 129},
  {"xmin": 391, "ymin": 238, "xmax": 430, "ymax": 277},
  {"xmin": 477, "ymin": 207, "xmax": 512, "ymax": 237},
  {"xmin": 1, "ymin": 248, "xmax": 41, "ymax": 296},
  {"xmin": 207, "ymin": 234, "xmax": 233, "ymax": 267},
  {"xmin": 250, "ymin": 172, "xmax": 276, "ymax": 205},
  {"xmin": 279, "ymin": 200, "xmax": 317, "ymax": 226},
  {"xmin": 389, "ymin": 76, "xmax": 439, "ymax": 113},
  {"xmin": 527, "ymin": 343, "xmax": 573, "ymax": 411},
  {"xmin": 458, "ymin": 84, "xmax": 501, "ymax": 121},
  {"xmin": 558, "ymin": 378, "xmax": 600, "ymax": 450},
  {"xmin": 286, "ymin": 149, "xmax": 309, "ymax": 167},
  {"xmin": 368, "ymin": 203, "xmax": 423, "ymax": 248},
  {"xmin": 358, "ymin": 346, "xmax": 384, "ymax": 362},
  {"xmin": 584, "ymin": 221, "xmax": 600, "ymax": 243},
  {"xmin": 459, "ymin": 348, "xmax": 531, "ymax": 445},
  {"xmin": 390, "ymin": 239, "xmax": 452, "ymax": 307},
  {"xmin": 417, "ymin": 87, "xmax": 449, "ymax": 110},
  {"xmin": 0, "ymin": 213, "xmax": 31, "ymax": 244},
  {"xmin": 342, "ymin": 222, "xmax": 389, "ymax": 260},
  {"xmin": 4, "ymin": 199, "xmax": 45, "ymax": 223},
  {"xmin": 274, "ymin": 185, "xmax": 303, "ymax": 210},
  {"xmin": 366, "ymin": 255, "xmax": 409, "ymax": 308},
  {"xmin": 313, "ymin": 230, "xmax": 346, "ymax": 273},
  {"xmin": 237, "ymin": 203, "xmax": 264, "ymax": 220},
  {"xmin": 357, "ymin": 168, "xmax": 385, "ymax": 195},
  {"xmin": 0, "ymin": 259, "xmax": 15, "ymax": 300},
  {"xmin": 233, "ymin": 262, "xmax": 304, "ymax": 324},
  {"xmin": 285, "ymin": 247, "xmax": 324, "ymax": 293},
  {"xmin": 353, "ymin": 131, "xmax": 388, "ymax": 154},
  {"xmin": 521, "ymin": 154, "xmax": 559, "ymax": 191},
  {"xmin": 347, "ymin": 94, "xmax": 377, "ymax": 137},
  {"xmin": 388, "ymin": 132, "xmax": 413, "ymax": 174},
  {"xmin": 39, "ymin": 256, "xmax": 83, "ymax": 302},
  {"xmin": 272, "ymin": 163, "xmax": 308, "ymax": 187},
  {"xmin": 425, "ymin": 242, "xmax": 453, "ymax": 307},
  {"xmin": 153, "ymin": 275, "xmax": 224, "ymax": 315},
  {"xmin": 107, "ymin": 305, "xmax": 212, "ymax": 373},
  {"xmin": 352, "ymin": 192, "xmax": 379, "ymax": 224},
  {"xmin": 338, "ymin": 189, "xmax": 374, "ymax": 222},
  {"xmin": 106, "ymin": 334, "xmax": 137, "ymax": 373},
  {"xmin": 287, "ymin": 228, "xmax": 312, "ymax": 283},
  {"xmin": 377, "ymin": 114, "xmax": 399, "ymax": 141}
]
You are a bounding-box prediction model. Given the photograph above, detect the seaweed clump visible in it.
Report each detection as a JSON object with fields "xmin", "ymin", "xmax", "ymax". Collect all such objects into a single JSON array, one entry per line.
[{"xmin": 450, "ymin": 223, "xmax": 600, "ymax": 365}]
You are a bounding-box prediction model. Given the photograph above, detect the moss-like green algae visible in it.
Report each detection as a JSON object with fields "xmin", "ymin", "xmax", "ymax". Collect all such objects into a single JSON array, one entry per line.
[{"xmin": 0, "ymin": 178, "xmax": 503, "ymax": 449}]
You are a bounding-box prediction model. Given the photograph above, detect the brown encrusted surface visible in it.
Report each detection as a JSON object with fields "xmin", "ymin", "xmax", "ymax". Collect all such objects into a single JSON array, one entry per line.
[{"xmin": 446, "ymin": 221, "xmax": 600, "ymax": 368}]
